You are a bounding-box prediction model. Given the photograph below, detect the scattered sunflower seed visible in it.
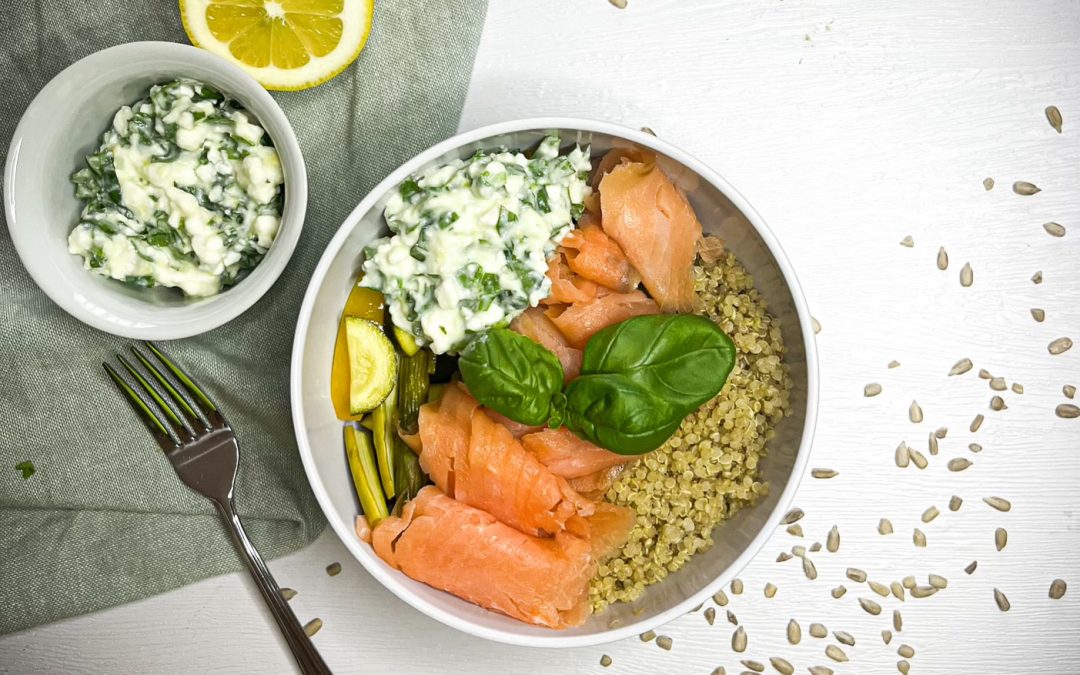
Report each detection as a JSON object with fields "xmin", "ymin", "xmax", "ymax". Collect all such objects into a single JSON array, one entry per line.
[
  {"xmin": 608, "ymin": 0, "xmax": 628, "ymax": 8},
  {"xmin": 640, "ymin": 630, "xmax": 656, "ymax": 642},
  {"xmin": 1013, "ymin": 181, "xmax": 1041, "ymax": 195},
  {"xmin": 960, "ymin": 262, "xmax": 974, "ymax": 287},
  {"xmin": 808, "ymin": 667, "xmax": 833, "ymax": 675},
  {"xmin": 770, "ymin": 657, "xmax": 795, "ymax": 675},
  {"xmin": 898, "ymin": 661, "xmax": 911, "ymax": 675},
  {"xmin": 990, "ymin": 396, "xmax": 1007, "ymax": 411},
  {"xmin": 911, "ymin": 585, "xmax": 938, "ymax": 598},
  {"xmin": 900, "ymin": 235, "xmax": 914, "ymax": 247},
  {"xmin": 303, "ymin": 618, "xmax": 323, "ymax": 637},
  {"xmin": 949, "ymin": 358, "xmax": 973, "ymax": 376},
  {"xmin": 600, "ymin": 654, "xmax": 613, "ymax": 667},
  {"xmin": 928, "ymin": 433, "xmax": 939, "ymax": 455},
  {"xmin": 732, "ymin": 578, "xmax": 744, "ymax": 595},
  {"xmin": 792, "ymin": 545, "xmax": 807, "ymax": 557},
  {"xmin": 639, "ymin": 126, "xmax": 655, "ymax": 136},
  {"xmin": 1044, "ymin": 222, "xmax": 1066, "ymax": 237},
  {"xmin": 994, "ymin": 588, "xmax": 1011, "ymax": 611},
  {"xmin": 834, "ymin": 631, "xmax": 855, "ymax": 646},
  {"xmin": 325, "ymin": 562, "xmax": 341, "ymax": 576},
  {"xmin": 898, "ymin": 644, "xmax": 916, "ymax": 659},
  {"xmin": 913, "ymin": 528, "xmax": 927, "ymax": 547},
  {"xmin": 825, "ymin": 645, "xmax": 849, "ymax": 663},
  {"xmin": 280, "ymin": 588, "xmax": 297, "ymax": 601},
  {"xmin": 910, "ymin": 449, "xmax": 928, "ymax": 469},
  {"xmin": 1032, "ymin": 270, "xmax": 1043, "ymax": 284},
  {"xmin": 864, "ymin": 383, "xmax": 882, "ymax": 397},
  {"xmin": 740, "ymin": 659, "xmax": 764, "ymax": 672},
  {"xmin": 888, "ymin": 360, "xmax": 901, "ymax": 368},
  {"xmin": 1049, "ymin": 337, "xmax": 1073, "ymax": 355},
  {"xmin": 1046, "ymin": 105, "xmax": 1063, "ymax": 133},
  {"xmin": 949, "ymin": 495, "xmax": 963, "ymax": 511},
  {"xmin": 803, "ymin": 556, "xmax": 818, "ymax": 580},
  {"xmin": 812, "ymin": 468, "xmax": 839, "ymax": 479},
  {"xmin": 895, "ymin": 442, "xmax": 911, "ymax": 468},
  {"xmin": 727, "ymin": 610, "xmax": 738, "ymax": 625},
  {"xmin": 990, "ymin": 377, "xmax": 1007, "ymax": 391},
  {"xmin": 891, "ymin": 581, "xmax": 905, "ymax": 601},
  {"xmin": 929, "ymin": 574, "xmax": 948, "ymax": 589},
  {"xmin": 995, "ymin": 527, "xmax": 1008, "ymax": 551},
  {"xmin": 965, "ymin": 560, "xmax": 978, "ymax": 575},
  {"xmin": 787, "ymin": 524, "xmax": 805, "ymax": 537},
  {"xmin": 970, "ymin": 414, "xmax": 984, "ymax": 432},
  {"xmin": 705, "ymin": 607, "xmax": 717, "ymax": 625},
  {"xmin": 711, "ymin": 669, "xmax": 726, "ymax": 675},
  {"xmin": 827, "ymin": 525, "xmax": 840, "ymax": 552},
  {"xmin": 948, "ymin": 458, "xmax": 972, "ymax": 471},
  {"xmin": 969, "ymin": 443, "xmax": 983, "ymax": 453},
  {"xmin": 1031, "ymin": 308, "xmax": 1046, "ymax": 322},
  {"xmin": 879, "ymin": 518, "xmax": 894, "ymax": 535},
  {"xmin": 732, "ymin": 626, "xmax": 747, "ymax": 652},
  {"xmin": 979, "ymin": 369, "xmax": 992, "ymax": 380},
  {"xmin": 782, "ymin": 508, "xmax": 805, "ymax": 525},
  {"xmin": 812, "ymin": 316, "xmax": 822, "ymax": 334},
  {"xmin": 809, "ymin": 623, "xmax": 828, "ymax": 638},
  {"xmin": 831, "ymin": 585, "xmax": 847, "ymax": 599},
  {"xmin": 1050, "ymin": 579, "xmax": 1067, "ymax": 599},
  {"xmin": 909, "ymin": 400, "xmax": 924, "ymax": 423},
  {"xmin": 984, "ymin": 496, "xmax": 1012, "ymax": 512},
  {"xmin": 1065, "ymin": 385, "xmax": 1076, "ymax": 399},
  {"xmin": 713, "ymin": 590, "xmax": 729, "ymax": 606},
  {"xmin": 764, "ymin": 582, "xmax": 778, "ymax": 598},
  {"xmin": 691, "ymin": 603, "xmax": 703, "ymax": 613},
  {"xmin": 982, "ymin": 177, "xmax": 994, "ymax": 190},
  {"xmin": 882, "ymin": 629, "xmax": 893, "ymax": 645},
  {"xmin": 870, "ymin": 580, "xmax": 890, "ymax": 597},
  {"xmin": 656, "ymin": 635, "xmax": 673, "ymax": 651},
  {"xmin": 847, "ymin": 568, "xmax": 868, "ymax": 583},
  {"xmin": 1057, "ymin": 403, "xmax": 1080, "ymax": 419},
  {"xmin": 809, "ymin": 542, "xmax": 822, "ymax": 553},
  {"xmin": 936, "ymin": 246, "xmax": 948, "ymax": 270},
  {"xmin": 893, "ymin": 609, "xmax": 903, "ymax": 631},
  {"xmin": 787, "ymin": 619, "xmax": 802, "ymax": 644},
  {"xmin": 902, "ymin": 576, "xmax": 916, "ymax": 589},
  {"xmin": 922, "ymin": 506, "xmax": 940, "ymax": 523},
  {"xmin": 776, "ymin": 552, "xmax": 793, "ymax": 563},
  {"xmin": 1012, "ymin": 383, "xmax": 1024, "ymax": 394},
  {"xmin": 859, "ymin": 597, "xmax": 882, "ymax": 615}
]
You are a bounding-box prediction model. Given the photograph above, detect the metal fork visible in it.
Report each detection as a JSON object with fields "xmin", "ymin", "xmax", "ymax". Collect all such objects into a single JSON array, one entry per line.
[{"xmin": 104, "ymin": 342, "xmax": 331, "ymax": 675}]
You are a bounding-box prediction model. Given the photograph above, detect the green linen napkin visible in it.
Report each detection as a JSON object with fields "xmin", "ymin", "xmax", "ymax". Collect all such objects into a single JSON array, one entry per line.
[{"xmin": 0, "ymin": 0, "xmax": 487, "ymax": 635}]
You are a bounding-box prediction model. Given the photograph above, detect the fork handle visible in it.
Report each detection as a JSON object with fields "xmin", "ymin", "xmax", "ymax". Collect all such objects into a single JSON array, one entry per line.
[{"xmin": 214, "ymin": 499, "xmax": 332, "ymax": 675}]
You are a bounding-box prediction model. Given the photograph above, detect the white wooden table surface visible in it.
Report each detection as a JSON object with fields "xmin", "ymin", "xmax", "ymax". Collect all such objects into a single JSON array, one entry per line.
[{"xmin": 3, "ymin": 1, "xmax": 1079, "ymax": 673}]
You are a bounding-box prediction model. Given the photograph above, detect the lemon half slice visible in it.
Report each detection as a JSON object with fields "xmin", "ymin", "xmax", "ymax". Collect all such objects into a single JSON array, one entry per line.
[{"xmin": 180, "ymin": 0, "xmax": 373, "ymax": 91}]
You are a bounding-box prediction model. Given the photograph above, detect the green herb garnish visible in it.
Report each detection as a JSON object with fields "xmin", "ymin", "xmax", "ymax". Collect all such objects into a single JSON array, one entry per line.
[{"xmin": 15, "ymin": 461, "xmax": 34, "ymax": 479}]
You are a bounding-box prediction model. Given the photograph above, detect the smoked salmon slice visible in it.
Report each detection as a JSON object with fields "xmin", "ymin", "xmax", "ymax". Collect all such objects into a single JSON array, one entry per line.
[
  {"xmin": 560, "ymin": 220, "xmax": 642, "ymax": 294},
  {"xmin": 414, "ymin": 384, "xmax": 593, "ymax": 537},
  {"xmin": 544, "ymin": 253, "xmax": 600, "ymax": 306},
  {"xmin": 585, "ymin": 502, "xmax": 637, "ymax": 561},
  {"xmin": 599, "ymin": 161, "xmax": 702, "ymax": 312},
  {"xmin": 567, "ymin": 465, "xmax": 626, "ymax": 501},
  {"xmin": 546, "ymin": 290, "xmax": 659, "ymax": 348},
  {"xmin": 371, "ymin": 485, "xmax": 594, "ymax": 629},
  {"xmin": 511, "ymin": 306, "xmax": 583, "ymax": 381},
  {"xmin": 522, "ymin": 427, "xmax": 636, "ymax": 479}
]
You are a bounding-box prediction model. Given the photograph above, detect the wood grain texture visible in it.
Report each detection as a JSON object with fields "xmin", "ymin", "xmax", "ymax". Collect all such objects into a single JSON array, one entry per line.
[{"xmin": 2, "ymin": 1, "xmax": 1079, "ymax": 673}]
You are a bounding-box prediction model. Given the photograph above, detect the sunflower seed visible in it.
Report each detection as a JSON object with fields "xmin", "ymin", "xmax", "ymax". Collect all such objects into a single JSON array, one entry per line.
[
  {"xmin": 1013, "ymin": 181, "xmax": 1041, "ymax": 195},
  {"xmin": 1057, "ymin": 404, "xmax": 1080, "ymax": 419},
  {"xmin": 984, "ymin": 496, "xmax": 1012, "ymax": 512},
  {"xmin": 782, "ymin": 508, "xmax": 804, "ymax": 525},
  {"xmin": 803, "ymin": 556, "xmax": 818, "ymax": 580},
  {"xmin": 325, "ymin": 562, "xmax": 341, "ymax": 576},
  {"xmin": 740, "ymin": 659, "xmax": 764, "ymax": 672},
  {"xmin": 909, "ymin": 400, "xmax": 923, "ymax": 423},
  {"xmin": 948, "ymin": 458, "xmax": 972, "ymax": 471},
  {"xmin": 911, "ymin": 585, "xmax": 937, "ymax": 598},
  {"xmin": 770, "ymin": 657, "xmax": 795, "ymax": 675},
  {"xmin": 825, "ymin": 645, "xmax": 849, "ymax": 663},
  {"xmin": 935, "ymin": 246, "xmax": 949, "ymax": 270},
  {"xmin": 608, "ymin": 0, "xmax": 628, "ymax": 8},
  {"xmin": 776, "ymin": 552, "xmax": 793, "ymax": 563},
  {"xmin": 870, "ymin": 581, "xmax": 890, "ymax": 597},
  {"xmin": 898, "ymin": 661, "xmax": 911, "ymax": 675},
  {"xmin": 990, "ymin": 377, "xmax": 1006, "ymax": 391},
  {"xmin": 910, "ymin": 449, "xmax": 928, "ymax": 469},
  {"xmin": 762, "ymin": 582, "xmax": 777, "ymax": 599},
  {"xmin": 860, "ymin": 597, "xmax": 882, "ymax": 615},
  {"xmin": 900, "ymin": 235, "xmax": 914, "ymax": 247},
  {"xmin": 639, "ymin": 126, "xmax": 656, "ymax": 135},
  {"xmin": 1012, "ymin": 383, "xmax": 1024, "ymax": 394},
  {"xmin": 929, "ymin": 574, "xmax": 948, "ymax": 589},
  {"xmin": 1050, "ymin": 579, "xmax": 1067, "ymax": 599},
  {"xmin": 787, "ymin": 524, "xmax": 804, "ymax": 537},
  {"xmin": 1031, "ymin": 308, "xmax": 1046, "ymax": 322},
  {"xmin": 979, "ymin": 369, "xmax": 992, "ymax": 379},
  {"xmin": 965, "ymin": 560, "xmax": 978, "ymax": 575},
  {"xmin": 970, "ymin": 414, "xmax": 984, "ymax": 432},
  {"xmin": 812, "ymin": 468, "xmax": 839, "ymax": 479},
  {"xmin": 913, "ymin": 528, "xmax": 927, "ymax": 547},
  {"xmin": 878, "ymin": 518, "xmax": 894, "ymax": 534},
  {"xmin": 1046, "ymin": 105, "xmax": 1063, "ymax": 132},
  {"xmin": 935, "ymin": 426, "xmax": 948, "ymax": 439},
  {"xmin": 888, "ymin": 360, "xmax": 901, "ymax": 368},
  {"xmin": 897, "ymin": 644, "xmax": 915, "ymax": 658},
  {"xmin": 831, "ymin": 585, "xmax": 847, "ymax": 599},
  {"xmin": 990, "ymin": 396, "xmax": 1007, "ymax": 411},
  {"xmin": 808, "ymin": 668, "xmax": 833, "ymax": 675},
  {"xmin": 949, "ymin": 358, "xmax": 973, "ymax": 376},
  {"xmin": 983, "ymin": 177, "xmax": 994, "ymax": 190},
  {"xmin": 600, "ymin": 654, "xmax": 612, "ymax": 667},
  {"xmin": 864, "ymin": 382, "xmax": 882, "ymax": 397},
  {"xmin": 787, "ymin": 619, "xmax": 802, "ymax": 644},
  {"xmin": 895, "ymin": 442, "xmax": 911, "ymax": 468},
  {"xmin": 280, "ymin": 588, "xmax": 297, "ymax": 601},
  {"xmin": 1032, "ymin": 270, "xmax": 1043, "ymax": 284},
  {"xmin": 827, "ymin": 525, "xmax": 840, "ymax": 552},
  {"xmin": 893, "ymin": 609, "xmax": 904, "ymax": 631},
  {"xmin": 691, "ymin": 603, "xmax": 704, "ymax": 613},
  {"xmin": 960, "ymin": 262, "xmax": 974, "ymax": 287},
  {"xmin": 810, "ymin": 542, "xmax": 822, "ymax": 553},
  {"xmin": 810, "ymin": 623, "xmax": 828, "ymax": 638},
  {"xmin": 922, "ymin": 506, "xmax": 940, "ymax": 523},
  {"xmin": 732, "ymin": 626, "xmax": 747, "ymax": 652},
  {"xmin": 1050, "ymin": 337, "xmax": 1074, "ymax": 355},
  {"xmin": 969, "ymin": 443, "xmax": 983, "ymax": 453},
  {"xmin": 928, "ymin": 433, "xmax": 939, "ymax": 455},
  {"xmin": 1043, "ymin": 221, "xmax": 1067, "ymax": 238},
  {"xmin": 713, "ymin": 590, "xmax": 729, "ymax": 606},
  {"xmin": 732, "ymin": 578, "xmax": 744, "ymax": 595},
  {"xmin": 847, "ymin": 567, "xmax": 867, "ymax": 583},
  {"xmin": 303, "ymin": 618, "xmax": 323, "ymax": 637},
  {"xmin": 994, "ymin": 588, "xmax": 1010, "ymax": 611},
  {"xmin": 891, "ymin": 581, "xmax": 905, "ymax": 601},
  {"xmin": 711, "ymin": 669, "xmax": 726, "ymax": 675},
  {"xmin": 640, "ymin": 630, "xmax": 656, "ymax": 642},
  {"xmin": 995, "ymin": 527, "xmax": 1008, "ymax": 551},
  {"xmin": 902, "ymin": 576, "xmax": 916, "ymax": 589},
  {"xmin": 812, "ymin": 316, "xmax": 822, "ymax": 334},
  {"xmin": 656, "ymin": 635, "xmax": 673, "ymax": 650},
  {"xmin": 833, "ymin": 631, "xmax": 855, "ymax": 646},
  {"xmin": 792, "ymin": 545, "xmax": 807, "ymax": 557},
  {"xmin": 727, "ymin": 610, "xmax": 738, "ymax": 625},
  {"xmin": 882, "ymin": 629, "xmax": 893, "ymax": 645},
  {"xmin": 704, "ymin": 607, "xmax": 717, "ymax": 625},
  {"xmin": 1065, "ymin": 385, "xmax": 1076, "ymax": 399}
]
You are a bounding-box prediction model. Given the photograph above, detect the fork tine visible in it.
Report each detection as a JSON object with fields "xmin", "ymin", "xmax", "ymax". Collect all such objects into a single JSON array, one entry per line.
[
  {"xmin": 131, "ymin": 346, "xmax": 207, "ymax": 429},
  {"xmin": 118, "ymin": 354, "xmax": 192, "ymax": 439},
  {"xmin": 145, "ymin": 341, "xmax": 218, "ymax": 414},
  {"xmin": 104, "ymin": 362, "xmax": 176, "ymax": 448}
]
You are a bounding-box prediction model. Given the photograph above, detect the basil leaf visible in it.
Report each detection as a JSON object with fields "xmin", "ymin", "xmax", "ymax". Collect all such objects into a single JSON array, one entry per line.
[
  {"xmin": 458, "ymin": 329, "xmax": 564, "ymax": 426},
  {"xmin": 563, "ymin": 375, "xmax": 684, "ymax": 455},
  {"xmin": 583, "ymin": 314, "xmax": 735, "ymax": 411}
]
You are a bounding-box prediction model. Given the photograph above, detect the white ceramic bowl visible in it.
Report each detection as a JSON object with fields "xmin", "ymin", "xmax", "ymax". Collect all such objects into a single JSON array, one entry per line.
[
  {"xmin": 3, "ymin": 41, "xmax": 306, "ymax": 339},
  {"xmin": 291, "ymin": 119, "xmax": 818, "ymax": 647}
]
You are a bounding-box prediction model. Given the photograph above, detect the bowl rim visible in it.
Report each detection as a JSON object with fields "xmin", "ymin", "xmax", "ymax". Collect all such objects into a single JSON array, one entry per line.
[
  {"xmin": 289, "ymin": 117, "xmax": 819, "ymax": 647},
  {"xmin": 2, "ymin": 40, "xmax": 307, "ymax": 340}
]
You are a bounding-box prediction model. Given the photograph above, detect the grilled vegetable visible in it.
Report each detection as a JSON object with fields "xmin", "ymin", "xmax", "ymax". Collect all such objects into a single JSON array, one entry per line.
[
  {"xmin": 344, "ymin": 425, "xmax": 389, "ymax": 526},
  {"xmin": 397, "ymin": 350, "xmax": 433, "ymax": 435},
  {"xmin": 392, "ymin": 325, "xmax": 422, "ymax": 357},
  {"xmin": 330, "ymin": 284, "xmax": 385, "ymax": 420},
  {"xmin": 344, "ymin": 317, "xmax": 397, "ymax": 416},
  {"xmin": 371, "ymin": 386, "xmax": 399, "ymax": 498}
]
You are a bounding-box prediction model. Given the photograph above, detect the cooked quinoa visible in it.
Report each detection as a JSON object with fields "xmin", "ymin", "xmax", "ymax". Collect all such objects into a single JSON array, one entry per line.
[{"xmin": 589, "ymin": 251, "xmax": 793, "ymax": 611}]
